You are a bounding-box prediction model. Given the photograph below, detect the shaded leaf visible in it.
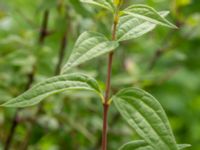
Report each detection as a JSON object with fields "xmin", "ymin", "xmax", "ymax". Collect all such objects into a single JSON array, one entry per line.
[
  {"xmin": 119, "ymin": 140, "xmax": 191, "ymax": 150},
  {"xmin": 117, "ymin": 11, "xmax": 169, "ymax": 41},
  {"xmin": 61, "ymin": 31, "xmax": 118, "ymax": 74},
  {"xmin": 123, "ymin": 4, "xmax": 177, "ymax": 28},
  {"xmin": 1, "ymin": 73, "xmax": 102, "ymax": 107},
  {"xmin": 80, "ymin": 0, "xmax": 113, "ymax": 12},
  {"xmin": 112, "ymin": 87, "xmax": 178, "ymax": 150}
]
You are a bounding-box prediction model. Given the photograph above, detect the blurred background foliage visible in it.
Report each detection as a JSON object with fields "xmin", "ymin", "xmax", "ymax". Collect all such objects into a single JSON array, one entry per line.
[{"xmin": 0, "ymin": 0, "xmax": 200, "ymax": 150}]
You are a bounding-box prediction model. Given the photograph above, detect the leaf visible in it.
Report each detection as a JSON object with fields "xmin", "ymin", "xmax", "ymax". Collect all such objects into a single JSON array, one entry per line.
[
  {"xmin": 61, "ymin": 31, "xmax": 119, "ymax": 74},
  {"xmin": 119, "ymin": 140, "xmax": 191, "ymax": 150},
  {"xmin": 112, "ymin": 87, "xmax": 178, "ymax": 150},
  {"xmin": 123, "ymin": 4, "xmax": 177, "ymax": 28},
  {"xmin": 178, "ymin": 144, "xmax": 191, "ymax": 149},
  {"xmin": 1, "ymin": 73, "xmax": 102, "ymax": 107},
  {"xmin": 119, "ymin": 140, "xmax": 153, "ymax": 150},
  {"xmin": 80, "ymin": 0, "xmax": 114, "ymax": 12},
  {"xmin": 117, "ymin": 11, "xmax": 169, "ymax": 42}
]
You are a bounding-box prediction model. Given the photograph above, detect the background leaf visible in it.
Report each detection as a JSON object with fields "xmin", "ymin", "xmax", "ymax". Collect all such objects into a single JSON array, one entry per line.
[
  {"xmin": 119, "ymin": 140, "xmax": 191, "ymax": 150},
  {"xmin": 1, "ymin": 73, "xmax": 102, "ymax": 107},
  {"xmin": 80, "ymin": 0, "xmax": 114, "ymax": 12},
  {"xmin": 113, "ymin": 87, "xmax": 178, "ymax": 150}
]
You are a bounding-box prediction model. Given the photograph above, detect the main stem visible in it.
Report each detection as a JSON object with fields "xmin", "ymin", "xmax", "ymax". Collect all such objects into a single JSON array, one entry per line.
[{"xmin": 101, "ymin": 11, "xmax": 118, "ymax": 150}]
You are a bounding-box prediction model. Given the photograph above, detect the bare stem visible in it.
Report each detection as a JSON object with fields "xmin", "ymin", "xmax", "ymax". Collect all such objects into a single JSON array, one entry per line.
[{"xmin": 101, "ymin": 10, "xmax": 119, "ymax": 150}]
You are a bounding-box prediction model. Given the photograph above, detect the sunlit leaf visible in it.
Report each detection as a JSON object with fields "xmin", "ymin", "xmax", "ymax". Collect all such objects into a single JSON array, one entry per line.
[
  {"xmin": 178, "ymin": 144, "xmax": 192, "ymax": 149},
  {"xmin": 117, "ymin": 11, "xmax": 169, "ymax": 41},
  {"xmin": 61, "ymin": 31, "xmax": 119, "ymax": 74},
  {"xmin": 1, "ymin": 73, "xmax": 102, "ymax": 107},
  {"xmin": 123, "ymin": 4, "xmax": 177, "ymax": 28},
  {"xmin": 119, "ymin": 140, "xmax": 153, "ymax": 150},
  {"xmin": 112, "ymin": 87, "xmax": 178, "ymax": 150}
]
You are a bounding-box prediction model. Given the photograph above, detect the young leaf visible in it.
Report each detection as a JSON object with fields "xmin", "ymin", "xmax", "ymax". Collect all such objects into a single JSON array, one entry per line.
[
  {"xmin": 178, "ymin": 144, "xmax": 191, "ymax": 149},
  {"xmin": 1, "ymin": 73, "xmax": 102, "ymax": 107},
  {"xmin": 112, "ymin": 87, "xmax": 178, "ymax": 150},
  {"xmin": 119, "ymin": 140, "xmax": 153, "ymax": 150},
  {"xmin": 80, "ymin": 0, "xmax": 114, "ymax": 12},
  {"xmin": 123, "ymin": 4, "xmax": 177, "ymax": 28},
  {"xmin": 117, "ymin": 11, "xmax": 169, "ymax": 42},
  {"xmin": 61, "ymin": 31, "xmax": 119, "ymax": 74}
]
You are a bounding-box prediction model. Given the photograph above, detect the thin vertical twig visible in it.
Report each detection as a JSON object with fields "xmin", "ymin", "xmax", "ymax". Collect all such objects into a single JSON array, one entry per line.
[
  {"xmin": 4, "ymin": 10, "xmax": 50, "ymax": 150},
  {"xmin": 55, "ymin": 30, "xmax": 68, "ymax": 75},
  {"xmin": 4, "ymin": 66, "xmax": 36, "ymax": 150},
  {"xmin": 20, "ymin": 13, "xmax": 69, "ymax": 150},
  {"xmin": 38, "ymin": 10, "xmax": 49, "ymax": 44}
]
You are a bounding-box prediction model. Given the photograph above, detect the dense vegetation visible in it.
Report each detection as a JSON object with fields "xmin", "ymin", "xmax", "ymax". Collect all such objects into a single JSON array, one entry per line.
[{"xmin": 0, "ymin": 0, "xmax": 200, "ymax": 150}]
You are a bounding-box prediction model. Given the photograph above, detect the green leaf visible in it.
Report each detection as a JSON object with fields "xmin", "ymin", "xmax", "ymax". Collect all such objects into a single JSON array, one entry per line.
[
  {"xmin": 1, "ymin": 73, "xmax": 102, "ymax": 107},
  {"xmin": 61, "ymin": 31, "xmax": 119, "ymax": 74},
  {"xmin": 123, "ymin": 4, "xmax": 177, "ymax": 28},
  {"xmin": 80, "ymin": 0, "xmax": 114, "ymax": 12},
  {"xmin": 117, "ymin": 11, "xmax": 169, "ymax": 42},
  {"xmin": 178, "ymin": 144, "xmax": 191, "ymax": 149},
  {"xmin": 119, "ymin": 140, "xmax": 153, "ymax": 150},
  {"xmin": 119, "ymin": 140, "xmax": 191, "ymax": 150},
  {"xmin": 112, "ymin": 87, "xmax": 178, "ymax": 150}
]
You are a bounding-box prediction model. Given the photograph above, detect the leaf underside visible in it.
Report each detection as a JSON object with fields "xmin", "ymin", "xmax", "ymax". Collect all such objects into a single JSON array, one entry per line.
[
  {"xmin": 117, "ymin": 11, "xmax": 169, "ymax": 42},
  {"xmin": 61, "ymin": 31, "xmax": 118, "ymax": 74},
  {"xmin": 113, "ymin": 87, "xmax": 178, "ymax": 150},
  {"xmin": 1, "ymin": 73, "xmax": 102, "ymax": 107}
]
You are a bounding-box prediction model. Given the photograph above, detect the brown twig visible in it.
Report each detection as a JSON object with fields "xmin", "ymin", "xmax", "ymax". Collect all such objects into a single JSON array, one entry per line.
[
  {"xmin": 148, "ymin": 47, "xmax": 167, "ymax": 71},
  {"xmin": 55, "ymin": 30, "xmax": 68, "ymax": 75},
  {"xmin": 38, "ymin": 10, "xmax": 49, "ymax": 44},
  {"xmin": 4, "ymin": 10, "xmax": 50, "ymax": 150},
  {"xmin": 4, "ymin": 65, "xmax": 36, "ymax": 150},
  {"xmin": 19, "ymin": 12, "xmax": 69, "ymax": 150}
]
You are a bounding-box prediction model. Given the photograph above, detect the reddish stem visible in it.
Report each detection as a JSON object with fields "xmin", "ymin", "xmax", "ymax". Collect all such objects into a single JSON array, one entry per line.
[
  {"xmin": 101, "ymin": 104, "xmax": 109, "ymax": 150},
  {"xmin": 101, "ymin": 11, "xmax": 118, "ymax": 150}
]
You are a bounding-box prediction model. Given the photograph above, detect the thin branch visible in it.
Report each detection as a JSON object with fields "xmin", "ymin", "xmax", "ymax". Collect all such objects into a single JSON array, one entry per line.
[
  {"xmin": 4, "ymin": 10, "xmax": 50, "ymax": 150},
  {"xmin": 148, "ymin": 47, "xmax": 167, "ymax": 71},
  {"xmin": 55, "ymin": 30, "xmax": 68, "ymax": 75},
  {"xmin": 19, "ymin": 13, "xmax": 70, "ymax": 150},
  {"xmin": 4, "ymin": 65, "xmax": 36, "ymax": 150},
  {"xmin": 38, "ymin": 10, "xmax": 49, "ymax": 44}
]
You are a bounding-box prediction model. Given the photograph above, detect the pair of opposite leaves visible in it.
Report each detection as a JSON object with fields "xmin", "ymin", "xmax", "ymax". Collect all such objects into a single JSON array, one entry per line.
[{"xmin": 1, "ymin": 1, "xmax": 190, "ymax": 150}]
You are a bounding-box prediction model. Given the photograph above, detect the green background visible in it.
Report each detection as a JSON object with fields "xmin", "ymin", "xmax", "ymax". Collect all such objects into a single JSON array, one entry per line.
[{"xmin": 0, "ymin": 0, "xmax": 200, "ymax": 149}]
